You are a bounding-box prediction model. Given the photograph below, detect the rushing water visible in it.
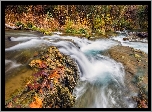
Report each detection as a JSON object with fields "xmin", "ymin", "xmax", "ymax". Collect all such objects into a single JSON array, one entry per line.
[
  {"xmin": 5, "ymin": 30, "xmax": 148, "ymax": 108},
  {"xmin": 111, "ymin": 35, "xmax": 148, "ymax": 54}
]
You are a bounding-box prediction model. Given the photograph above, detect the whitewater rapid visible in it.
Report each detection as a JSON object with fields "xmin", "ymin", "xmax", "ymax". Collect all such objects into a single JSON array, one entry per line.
[{"xmin": 5, "ymin": 32, "xmax": 148, "ymax": 108}]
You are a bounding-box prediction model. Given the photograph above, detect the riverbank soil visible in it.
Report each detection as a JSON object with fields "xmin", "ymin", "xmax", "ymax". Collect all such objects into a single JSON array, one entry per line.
[{"xmin": 108, "ymin": 45, "xmax": 148, "ymax": 108}]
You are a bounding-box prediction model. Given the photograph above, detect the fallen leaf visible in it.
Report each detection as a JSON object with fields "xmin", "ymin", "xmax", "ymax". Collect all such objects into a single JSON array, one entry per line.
[{"xmin": 29, "ymin": 96, "xmax": 43, "ymax": 108}]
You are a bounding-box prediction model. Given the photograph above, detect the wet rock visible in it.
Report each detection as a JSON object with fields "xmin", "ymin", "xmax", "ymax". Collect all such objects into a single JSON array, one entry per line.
[
  {"xmin": 125, "ymin": 32, "xmax": 148, "ymax": 43},
  {"xmin": 136, "ymin": 32, "xmax": 148, "ymax": 39},
  {"xmin": 108, "ymin": 45, "xmax": 148, "ymax": 108},
  {"xmin": 34, "ymin": 52, "xmax": 39, "ymax": 57},
  {"xmin": 123, "ymin": 37, "xmax": 129, "ymax": 41},
  {"xmin": 6, "ymin": 46, "xmax": 79, "ymax": 108},
  {"xmin": 7, "ymin": 36, "xmax": 12, "ymax": 41}
]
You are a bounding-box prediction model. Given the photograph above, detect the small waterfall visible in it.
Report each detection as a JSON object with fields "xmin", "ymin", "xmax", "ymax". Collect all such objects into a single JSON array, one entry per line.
[
  {"xmin": 51, "ymin": 37, "xmax": 130, "ymax": 108},
  {"xmin": 5, "ymin": 31, "xmax": 147, "ymax": 108}
]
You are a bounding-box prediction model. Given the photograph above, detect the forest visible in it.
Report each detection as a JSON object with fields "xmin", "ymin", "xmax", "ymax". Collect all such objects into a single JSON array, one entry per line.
[{"xmin": 5, "ymin": 5, "xmax": 148, "ymax": 37}]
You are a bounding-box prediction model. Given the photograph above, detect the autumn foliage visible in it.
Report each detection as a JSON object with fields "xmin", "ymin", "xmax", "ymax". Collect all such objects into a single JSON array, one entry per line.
[
  {"xmin": 5, "ymin": 5, "xmax": 148, "ymax": 36},
  {"xmin": 29, "ymin": 96, "xmax": 43, "ymax": 108}
]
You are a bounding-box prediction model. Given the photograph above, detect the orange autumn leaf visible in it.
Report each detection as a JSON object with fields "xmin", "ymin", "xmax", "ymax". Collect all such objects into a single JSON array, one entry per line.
[
  {"xmin": 29, "ymin": 59, "xmax": 47, "ymax": 68},
  {"xmin": 50, "ymin": 71, "xmax": 60, "ymax": 79},
  {"xmin": 49, "ymin": 71, "xmax": 61, "ymax": 83},
  {"xmin": 29, "ymin": 96, "xmax": 43, "ymax": 108}
]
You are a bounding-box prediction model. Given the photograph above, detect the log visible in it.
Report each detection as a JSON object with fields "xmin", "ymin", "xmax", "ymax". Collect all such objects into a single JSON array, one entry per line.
[{"xmin": 5, "ymin": 24, "xmax": 22, "ymax": 30}]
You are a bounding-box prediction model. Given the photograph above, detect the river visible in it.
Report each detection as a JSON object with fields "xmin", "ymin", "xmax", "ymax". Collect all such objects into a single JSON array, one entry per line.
[{"xmin": 5, "ymin": 30, "xmax": 148, "ymax": 108}]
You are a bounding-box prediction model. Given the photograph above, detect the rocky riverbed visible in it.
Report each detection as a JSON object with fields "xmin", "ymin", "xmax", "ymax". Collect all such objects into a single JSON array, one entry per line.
[
  {"xmin": 5, "ymin": 46, "xmax": 79, "ymax": 108},
  {"xmin": 108, "ymin": 45, "xmax": 148, "ymax": 108},
  {"xmin": 123, "ymin": 31, "xmax": 148, "ymax": 43}
]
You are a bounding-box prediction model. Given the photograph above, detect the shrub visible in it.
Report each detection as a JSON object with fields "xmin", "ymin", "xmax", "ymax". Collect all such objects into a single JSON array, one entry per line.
[
  {"xmin": 79, "ymin": 28, "xmax": 86, "ymax": 34},
  {"xmin": 27, "ymin": 22, "xmax": 33, "ymax": 29},
  {"xmin": 15, "ymin": 21, "xmax": 25, "ymax": 28},
  {"xmin": 62, "ymin": 17, "xmax": 91, "ymax": 37},
  {"xmin": 31, "ymin": 25, "xmax": 38, "ymax": 31}
]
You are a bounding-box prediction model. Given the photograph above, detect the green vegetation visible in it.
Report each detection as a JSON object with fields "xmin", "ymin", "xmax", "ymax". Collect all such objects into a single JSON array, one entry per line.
[{"xmin": 5, "ymin": 5, "xmax": 148, "ymax": 37}]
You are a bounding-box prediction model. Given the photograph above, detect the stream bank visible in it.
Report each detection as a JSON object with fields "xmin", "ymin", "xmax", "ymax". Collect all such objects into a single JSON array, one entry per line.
[{"xmin": 107, "ymin": 45, "xmax": 148, "ymax": 108}]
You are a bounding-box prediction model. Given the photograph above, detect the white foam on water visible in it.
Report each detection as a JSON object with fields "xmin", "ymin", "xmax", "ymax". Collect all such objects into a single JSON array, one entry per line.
[
  {"xmin": 10, "ymin": 36, "xmax": 39, "ymax": 41},
  {"xmin": 41, "ymin": 34, "xmax": 61, "ymax": 40},
  {"xmin": 5, "ymin": 39, "xmax": 50, "ymax": 51},
  {"xmin": 80, "ymin": 39, "xmax": 120, "ymax": 53},
  {"xmin": 51, "ymin": 37, "xmax": 129, "ymax": 108},
  {"xmin": 111, "ymin": 35, "xmax": 148, "ymax": 53},
  {"xmin": 52, "ymin": 31, "xmax": 63, "ymax": 35}
]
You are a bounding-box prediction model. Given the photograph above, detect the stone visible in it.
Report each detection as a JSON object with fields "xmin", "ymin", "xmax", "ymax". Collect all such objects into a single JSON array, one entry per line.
[{"xmin": 123, "ymin": 38, "xmax": 129, "ymax": 41}]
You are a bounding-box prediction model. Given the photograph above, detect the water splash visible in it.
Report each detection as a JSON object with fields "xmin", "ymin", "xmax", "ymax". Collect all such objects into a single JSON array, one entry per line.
[{"xmin": 10, "ymin": 36, "xmax": 39, "ymax": 41}]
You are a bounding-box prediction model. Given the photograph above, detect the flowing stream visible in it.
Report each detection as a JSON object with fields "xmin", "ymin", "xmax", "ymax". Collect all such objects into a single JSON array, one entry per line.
[{"xmin": 5, "ymin": 30, "xmax": 148, "ymax": 108}]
